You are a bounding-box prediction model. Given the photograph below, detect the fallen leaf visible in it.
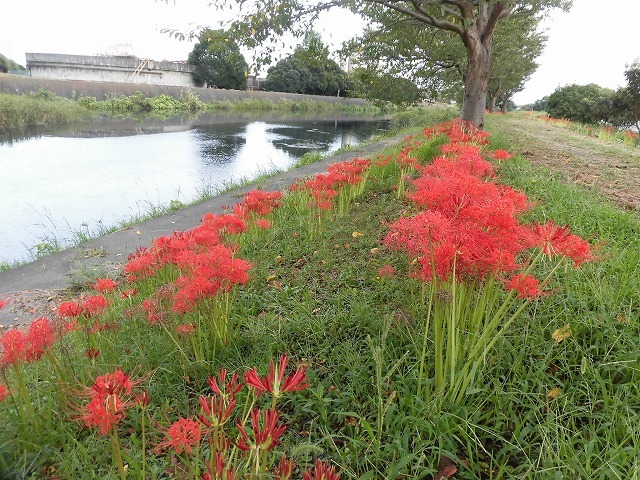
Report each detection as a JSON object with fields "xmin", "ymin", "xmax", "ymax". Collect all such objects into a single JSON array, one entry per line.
[
  {"xmin": 547, "ymin": 387, "xmax": 562, "ymax": 399},
  {"xmin": 435, "ymin": 456, "xmax": 457, "ymax": 480},
  {"xmin": 135, "ymin": 230, "xmax": 141, "ymax": 235},
  {"xmin": 552, "ymin": 324, "xmax": 572, "ymax": 343},
  {"xmin": 352, "ymin": 231, "xmax": 363, "ymax": 238}
]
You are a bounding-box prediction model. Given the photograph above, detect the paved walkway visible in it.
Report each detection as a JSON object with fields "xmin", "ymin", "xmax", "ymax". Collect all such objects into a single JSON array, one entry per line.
[{"xmin": 0, "ymin": 134, "xmax": 406, "ymax": 328}]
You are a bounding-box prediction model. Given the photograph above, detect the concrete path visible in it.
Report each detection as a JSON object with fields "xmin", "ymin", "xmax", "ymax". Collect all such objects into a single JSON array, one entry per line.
[{"xmin": 0, "ymin": 134, "xmax": 406, "ymax": 328}]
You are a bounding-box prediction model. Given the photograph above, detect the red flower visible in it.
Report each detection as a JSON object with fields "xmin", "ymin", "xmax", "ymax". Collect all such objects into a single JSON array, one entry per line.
[
  {"xmin": 302, "ymin": 459, "xmax": 340, "ymax": 480},
  {"xmin": 120, "ymin": 288, "xmax": 139, "ymax": 299},
  {"xmin": 82, "ymin": 394, "xmax": 126, "ymax": 435},
  {"xmin": 91, "ymin": 369, "xmax": 132, "ymax": 399},
  {"xmin": 492, "ymin": 149, "xmax": 511, "ymax": 160},
  {"xmin": 91, "ymin": 278, "xmax": 117, "ymax": 293},
  {"xmin": 163, "ymin": 417, "xmax": 201, "ymax": 455},
  {"xmin": 207, "ymin": 368, "xmax": 242, "ymax": 399},
  {"xmin": 244, "ymin": 353, "xmax": 309, "ymax": 398},
  {"xmin": 0, "ymin": 318, "xmax": 55, "ymax": 366},
  {"xmin": 236, "ymin": 408, "xmax": 286, "ymax": 453},
  {"xmin": 199, "ymin": 393, "xmax": 236, "ymax": 428},
  {"xmin": 58, "ymin": 301, "xmax": 84, "ymax": 318},
  {"xmin": 526, "ymin": 221, "xmax": 593, "ymax": 266},
  {"xmin": 83, "ymin": 295, "xmax": 108, "ymax": 317},
  {"xmin": 505, "ymin": 274, "xmax": 545, "ymax": 299},
  {"xmin": 0, "ymin": 299, "xmax": 7, "ymax": 310},
  {"xmin": 274, "ymin": 454, "xmax": 295, "ymax": 480},
  {"xmin": 0, "ymin": 384, "xmax": 9, "ymax": 402},
  {"xmin": 378, "ymin": 265, "xmax": 395, "ymax": 278},
  {"xmin": 203, "ymin": 453, "xmax": 236, "ymax": 480},
  {"xmin": 176, "ymin": 323, "xmax": 196, "ymax": 336},
  {"xmin": 85, "ymin": 348, "xmax": 101, "ymax": 359},
  {"xmin": 254, "ymin": 218, "xmax": 271, "ymax": 229}
]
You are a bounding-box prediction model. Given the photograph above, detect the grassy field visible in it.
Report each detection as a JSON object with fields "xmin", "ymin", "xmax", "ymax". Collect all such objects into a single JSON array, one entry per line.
[{"xmin": 0, "ymin": 111, "xmax": 639, "ymax": 479}]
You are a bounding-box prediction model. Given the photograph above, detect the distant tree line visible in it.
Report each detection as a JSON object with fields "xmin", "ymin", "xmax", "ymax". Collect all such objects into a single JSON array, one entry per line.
[
  {"xmin": 523, "ymin": 61, "xmax": 640, "ymax": 132},
  {"xmin": 0, "ymin": 53, "xmax": 25, "ymax": 73}
]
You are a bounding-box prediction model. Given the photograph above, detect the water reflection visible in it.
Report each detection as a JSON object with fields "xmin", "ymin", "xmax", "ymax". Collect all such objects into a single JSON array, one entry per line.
[{"xmin": 0, "ymin": 115, "xmax": 387, "ymax": 264}]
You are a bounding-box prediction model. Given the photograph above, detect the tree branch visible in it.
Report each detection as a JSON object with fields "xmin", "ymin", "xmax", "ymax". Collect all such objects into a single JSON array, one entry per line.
[{"xmin": 366, "ymin": 0, "xmax": 464, "ymax": 35}]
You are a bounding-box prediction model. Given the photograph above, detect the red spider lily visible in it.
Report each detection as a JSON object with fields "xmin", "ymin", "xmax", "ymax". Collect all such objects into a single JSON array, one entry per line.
[
  {"xmin": 199, "ymin": 394, "xmax": 236, "ymax": 428},
  {"xmin": 161, "ymin": 417, "xmax": 202, "ymax": 455},
  {"xmin": 274, "ymin": 454, "xmax": 295, "ymax": 480},
  {"xmin": 207, "ymin": 369, "xmax": 243, "ymax": 399},
  {"xmin": 235, "ymin": 408, "xmax": 286, "ymax": 453},
  {"xmin": 525, "ymin": 221, "xmax": 593, "ymax": 266},
  {"xmin": 492, "ymin": 149, "xmax": 511, "ymax": 160},
  {"xmin": 378, "ymin": 265, "xmax": 395, "ymax": 278},
  {"xmin": 176, "ymin": 323, "xmax": 196, "ymax": 336},
  {"xmin": 201, "ymin": 213, "xmax": 247, "ymax": 236},
  {"xmin": 81, "ymin": 393, "xmax": 127, "ymax": 435},
  {"xmin": 0, "ymin": 299, "xmax": 6, "ymax": 310},
  {"xmin": 91, "ymin": 369, "xmax": 132, "ymax": 399},
  {"xmin": 203, "ymin": 453, "xmax": 237, "ymax": 480},
  {"xmin": 134, "ymin": 389, "xmax": 151, "ymax": 407},
  {"xmin": 302, "ymin": 459, "xmax": 340, "ymax": 480},
  {"xmin": 120, "ymin": 288, "xmax": 138, "ymax": 299},
  {"xmin": 83, "ymin": 295, "xmax": 108, "ymax": 317},
  {"xmin": 244, "ymin": 353, "xmax": 309, "ymax": 398},
  {"xmin": 254, "ymin": 218, "xmax": 271, "ymax": 229},
  {"xmin": 91, "ymin": 278, "xmax": 117, "ymax": 293},
  {"xmin": 0, "ymin": 384, "xmax": 9, "ymax": 402},
  {"xmin": 85, "ymin": 348, "xmax": 101, "ymax": 359},
  {"xmin": 505, "ymin": 274, "xmax": 546, "ymax": 299},
  {"xmin": 0, "ymin": 317, "xmax": 56, "ymax": 366},
  {"xmin": 58, "ymin": 301, "xmax": 84, "ymax": 318},
  {"xmin": 234, "ymin": 190, "xmax": 283, "ymax": 218}
]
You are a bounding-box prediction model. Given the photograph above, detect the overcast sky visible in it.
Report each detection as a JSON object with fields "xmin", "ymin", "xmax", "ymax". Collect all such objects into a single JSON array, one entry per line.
[{"xmin": 2, "ymin": 0, "xmax": 638, "ymax": 105}]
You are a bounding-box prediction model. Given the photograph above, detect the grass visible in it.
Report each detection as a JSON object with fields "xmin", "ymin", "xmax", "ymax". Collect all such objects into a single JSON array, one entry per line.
[
  {"xmin": 0, "ymin": 90, "xmax": 92, "ymax": 138},
  {"xmin": 1, "ymin": 113, "xmax": 639, "ymax": 479}
]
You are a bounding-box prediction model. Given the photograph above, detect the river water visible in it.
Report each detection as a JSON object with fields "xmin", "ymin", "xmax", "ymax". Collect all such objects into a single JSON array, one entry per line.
[{"xmin": 0, "ymin": 113, "xmax": 388, "ymax": 264}]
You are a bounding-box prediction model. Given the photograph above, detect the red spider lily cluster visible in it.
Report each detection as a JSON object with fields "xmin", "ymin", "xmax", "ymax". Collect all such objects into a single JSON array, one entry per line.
[
  {"xmin": 384, "ymin": 120, "xmax": 593, "ymax": 299},
  {"xmin": 293, "ymin": 158, "xmax": 371, "ymax": 211},
  {"xmin": 0, "ymin": 317, "xmax": 55, "ymax": 366},
  {"xmin": 79, "ymin": 368, "xmax": 136, "ymax": 435},
  {"xmin": 58, "ymin": 294, "xmax": 109, "ymax": 318},
  {"xmin": 146, "ymin": 354, "xmax": 337, "ymax": 479},
  {"xmin": 0, "ymin": 383, "xmax": 9, "ymax": 402}
]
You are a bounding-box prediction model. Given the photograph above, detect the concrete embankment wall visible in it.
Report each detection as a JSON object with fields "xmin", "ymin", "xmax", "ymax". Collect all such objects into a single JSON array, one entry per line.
[{"xmin": 0, "ymin": 73, "xmax": 369, "ymax": 106}]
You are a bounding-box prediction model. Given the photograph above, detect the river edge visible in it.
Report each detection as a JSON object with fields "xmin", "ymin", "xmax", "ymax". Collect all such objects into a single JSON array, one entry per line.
[{"xmin": 0, "ymin": 132, "xmax": 408, "ymax": 328}]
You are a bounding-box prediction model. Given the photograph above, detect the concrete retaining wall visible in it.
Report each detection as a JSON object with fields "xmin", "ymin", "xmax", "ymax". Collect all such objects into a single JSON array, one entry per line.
[
  {"xmin": 0, "ymin": 73, "xmax": 369, "ymax": 106},
  {"xmin": 25, "ymin": 53, "xmax": 196, "ymax": 87}
]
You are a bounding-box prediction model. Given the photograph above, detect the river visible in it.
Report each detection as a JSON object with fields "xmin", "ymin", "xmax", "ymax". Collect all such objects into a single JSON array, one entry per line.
[{"xmin": 0, "ymin": 113, "xmax": 388, "ymax": 264}]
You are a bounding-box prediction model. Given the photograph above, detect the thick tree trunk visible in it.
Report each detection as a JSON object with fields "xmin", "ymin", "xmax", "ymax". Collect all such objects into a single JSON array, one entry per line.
[{"xmin": 461, "ymin": 34, "xmax": 492, "ymax": 128}]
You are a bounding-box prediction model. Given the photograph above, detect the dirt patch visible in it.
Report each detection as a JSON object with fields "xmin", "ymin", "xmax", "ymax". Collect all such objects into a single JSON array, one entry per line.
[
  {"xmin": 0, "ymin": 289, "xmax": 70, "ymax": 330},
  {"xmin": 488, "ymin": 114, "xmax": 640, "ymax": 213}
]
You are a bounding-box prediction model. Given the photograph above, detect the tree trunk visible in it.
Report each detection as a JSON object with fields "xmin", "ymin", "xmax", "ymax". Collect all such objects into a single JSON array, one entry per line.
[
  {"xmin": 500, "ymin": 94, "xmax": 510, "ymax": 113},
  {"xmin": 461, "ymin": 32, "xmax": 492, "ymax": 128},
  {"xmin": 488, "ymin": 93, "xmax": 498, "ymax": 113}
]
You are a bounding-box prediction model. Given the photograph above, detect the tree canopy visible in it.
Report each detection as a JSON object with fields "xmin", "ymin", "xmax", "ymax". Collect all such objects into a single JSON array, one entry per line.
[
  {"xmin": 608, "ymin": 60, "xmax": 640, "ymax": 132},
  {"xmin": 180, "ymin": 0, "xmax": 571, "ymax": 127},
  {"xmin": 187, "ymin": 29, "xmax": 248, "ymax": 90},
  {"xmin": 0, "ymin": 53, "xmax": 25, "ymax": 73},
  {"xmin": 262, "ymin": 31, "xmax": 351, "ymax": 96},
  {"xmin": 546, "ymin": 83, "xmax": 614, "ymax": 124}
]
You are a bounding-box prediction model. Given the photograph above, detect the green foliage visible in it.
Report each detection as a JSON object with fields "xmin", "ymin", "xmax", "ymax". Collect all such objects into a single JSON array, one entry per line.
[
  {"xmin": 78, "ymin": 91, "xmax": 205, "ymax": 114},
  {"xmin": 0, "ymin": 53, "xmax": 25, "ymax": 72},
  {"xmin": 547, "ymin": 83, "xmax": 614, "ymax": 124},
  {"xmin": 350, "ymin": 68, "xmax": 424, "ymax": 107},
  {"xmin": 262, "ymin": 31, "xmax": 351, "ymax": 97},
  {"xmin": 187, "ymin": 29, "xmax": 248, "ymax": 90},
  {"xmin": 607, "ymin": 60, "xmax": 640, "ymax": 132},
  {"xmin": 0, "ymin": 91, "xmax": 90, "ymax": 134}
]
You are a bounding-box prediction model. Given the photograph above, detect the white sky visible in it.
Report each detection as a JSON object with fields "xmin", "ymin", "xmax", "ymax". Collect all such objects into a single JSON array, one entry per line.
[{"xmin": 1, "ymin": 0, "xmax": 638, "ymax": 105}]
